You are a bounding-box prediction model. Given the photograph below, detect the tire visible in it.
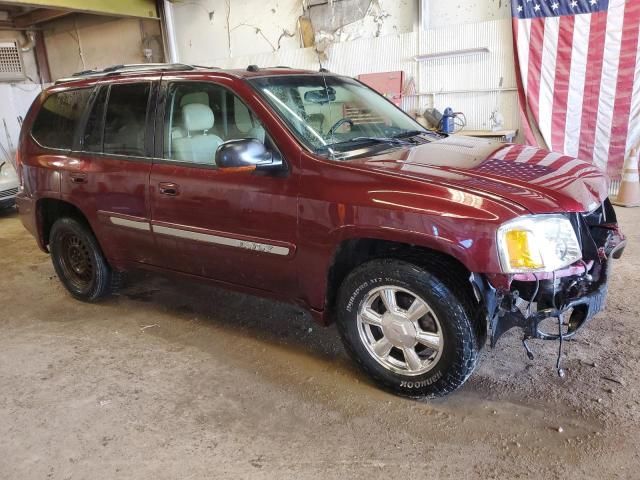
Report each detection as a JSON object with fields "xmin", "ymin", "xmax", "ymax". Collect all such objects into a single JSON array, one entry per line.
[
  {"xmin": 336, "ymin": 258, "xmax": 480, "ymax": 398},
  {"xmin": 49, "ymin": 217, "xmax": 118, "ymax": 302}
]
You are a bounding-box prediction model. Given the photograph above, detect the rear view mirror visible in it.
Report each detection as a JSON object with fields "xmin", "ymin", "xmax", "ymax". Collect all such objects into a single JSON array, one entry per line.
[
  {"xmin": 215, "ymin": 139, "xmax": 284, "ymax": 172},
  {"xmin": 304, "ymin": 87, "xmax": 336, "ymax": 104}
]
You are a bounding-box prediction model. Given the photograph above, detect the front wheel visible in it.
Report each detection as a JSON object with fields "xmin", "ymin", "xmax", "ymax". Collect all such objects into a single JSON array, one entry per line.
[{"xmin": 336, "ymin": 259, "xmax": 480, "ymax": 398}]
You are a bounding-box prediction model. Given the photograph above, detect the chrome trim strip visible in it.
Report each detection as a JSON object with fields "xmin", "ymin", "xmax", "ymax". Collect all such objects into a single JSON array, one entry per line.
[
  {"xmin": 153, "ymin": 224, "xmax": 290, "ymax": 256},
  {"xmin": 109, "ymin": 216, "xmax": 151, "ymax": 231}
]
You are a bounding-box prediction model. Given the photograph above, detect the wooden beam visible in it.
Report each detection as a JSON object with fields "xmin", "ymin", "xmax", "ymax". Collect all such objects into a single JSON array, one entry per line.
[
  {"xmin": 13, "ymin": 9, "xmax": 70, "ymax": 28},
  {"xmin": 34, "ymin": 30, "xmax": 51, "ymax": 83},
  {"xmin": 0, "ymin": 0, "xmax": 157, "ymax": 19}
]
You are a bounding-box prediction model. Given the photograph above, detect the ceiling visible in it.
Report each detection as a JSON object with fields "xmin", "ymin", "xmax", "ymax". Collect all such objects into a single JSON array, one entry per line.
[
  {"xmin": 0, "ymin": 0, "xmax": 158, "ymax": 30},
  {"xmin": 0, "ymin": 5, "xmax": 70, "ymax": 29}
]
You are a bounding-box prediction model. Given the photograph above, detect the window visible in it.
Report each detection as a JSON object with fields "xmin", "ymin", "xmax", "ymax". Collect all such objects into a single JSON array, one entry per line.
[
  {"xmin": 82, "ymin": 86, "xmax": 108, "ymax": 153},
  {"xmin": 103, "ymin": 83, "xmax": 151, "ymax": 157},
  {"xmin": 163, "ymin": 82, "xmax": 265, "ymax": 165},
  {"xmin": 249, "ymin": 75, "xmax": 426, "ymax": 156},
  {"xmin": 31, "ymin": 89, "xmax": 92, "ymax": 150}
]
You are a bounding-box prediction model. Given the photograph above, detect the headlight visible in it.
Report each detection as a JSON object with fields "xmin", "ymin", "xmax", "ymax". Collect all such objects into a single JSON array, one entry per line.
[{"xmin": 497, "ymin": 215, "xmax": 582, "ymax": 273}]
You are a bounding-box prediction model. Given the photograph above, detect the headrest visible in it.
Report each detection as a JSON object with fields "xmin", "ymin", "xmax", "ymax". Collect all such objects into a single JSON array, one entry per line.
[
  {"xmin": 182, "ymin": 103, "xmax": 214, "ymax": 132},
  {"xmin": 180, "ymin": 92, "xmax": 209, "ymax": 107}
]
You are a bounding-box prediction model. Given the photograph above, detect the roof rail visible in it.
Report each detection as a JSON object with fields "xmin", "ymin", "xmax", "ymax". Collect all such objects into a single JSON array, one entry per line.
[{"xmin": 55, "ymin": 63, "xmax": 199, "ymax": 84}]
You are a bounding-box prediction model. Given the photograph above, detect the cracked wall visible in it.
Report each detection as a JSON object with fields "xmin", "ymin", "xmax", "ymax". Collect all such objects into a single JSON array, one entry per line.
[
  {"xmin": 171, "ymin": 0, "xmax": 417, "ymax": 64},
  {"xmin": 427, "ymin": 0, "xmax": 511, "ymax": 29}
]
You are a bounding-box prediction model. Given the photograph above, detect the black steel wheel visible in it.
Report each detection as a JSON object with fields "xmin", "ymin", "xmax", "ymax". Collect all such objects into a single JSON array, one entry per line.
[{"xmin": 49, "ymin": 217, "xmax": 118, "ymax": 301}]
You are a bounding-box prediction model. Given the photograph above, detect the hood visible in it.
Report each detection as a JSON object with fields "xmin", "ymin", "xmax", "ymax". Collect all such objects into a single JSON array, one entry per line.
[{"xmin": 349, "ymin": 136, "xmax": 608, "ymax": 214}]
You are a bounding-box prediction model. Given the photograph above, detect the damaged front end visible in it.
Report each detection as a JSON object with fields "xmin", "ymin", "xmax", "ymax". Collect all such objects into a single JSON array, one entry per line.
[{"xmin": 471, "ymin": 199, "xmax": 626, "ymax": 372}]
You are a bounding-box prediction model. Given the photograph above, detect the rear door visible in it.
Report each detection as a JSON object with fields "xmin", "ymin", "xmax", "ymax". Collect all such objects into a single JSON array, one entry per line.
[
  {"xmin": 148, "ymin": 77, "xmax": 299, "ymax": 293},
  {"xmin": 63, "ymin": 77, "xmax": 159, "ymax": 265}
]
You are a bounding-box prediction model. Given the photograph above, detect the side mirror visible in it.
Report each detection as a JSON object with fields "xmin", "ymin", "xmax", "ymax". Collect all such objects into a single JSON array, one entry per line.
[{"xmin": 215, "ymin": 139, "xmax": 284, "ymax": 172}]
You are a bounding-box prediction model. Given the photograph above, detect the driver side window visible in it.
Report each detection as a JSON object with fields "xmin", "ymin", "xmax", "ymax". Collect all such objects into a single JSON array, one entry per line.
[{"xmin": 163, "ymin": 82, "xmax": 266, "ymax": 165}]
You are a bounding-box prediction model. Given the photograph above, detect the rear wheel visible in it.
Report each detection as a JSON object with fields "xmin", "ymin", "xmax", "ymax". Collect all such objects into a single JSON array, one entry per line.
[
  {"xmin": 336, "ymin": 259, "xmax": 480, "ymax": 398},
  {"xmin": 49, "ymin": 217, "xmax": 118, "ymax": 301}
]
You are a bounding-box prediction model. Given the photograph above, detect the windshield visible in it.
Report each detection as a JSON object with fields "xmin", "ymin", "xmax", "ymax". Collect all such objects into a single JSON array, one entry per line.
[{"xmin": 248, "ymin": 75, "xmax": 429, "ymax": 157}]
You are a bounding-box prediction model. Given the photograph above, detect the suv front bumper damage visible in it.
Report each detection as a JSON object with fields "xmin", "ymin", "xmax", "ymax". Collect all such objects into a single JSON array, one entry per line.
[{"xmin": 472, "ymin": 199, "xmax": 626, "ymax": 349}]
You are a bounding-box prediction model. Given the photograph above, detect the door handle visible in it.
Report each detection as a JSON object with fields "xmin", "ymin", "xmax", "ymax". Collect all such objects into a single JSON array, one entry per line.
[
  {"xmin": 69, "ymin": 173, "xmax": 88, "ymax": 184},
  {"xmin": 159, "ymin": 182, "xmax": 179, "ymax": 196}
]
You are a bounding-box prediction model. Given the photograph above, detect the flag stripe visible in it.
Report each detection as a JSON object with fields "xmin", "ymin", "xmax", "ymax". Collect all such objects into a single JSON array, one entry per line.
[
  {"xmin": 564, "ymin": 13, "xmax": 591, "ymax": 158},
  {"xmin": 516, "ymin": 18, "xmax": 532, "ymax": 100},
  {"xmin": 539, "ymin": 17, "xmax": 560, "ymax": 148},
  {"xmin": 527, "ymin": 18, "xmax": 547, "ymax": 147},
  {"xmin": 526, "ymin": 149, "xmax": 554, "ymax": 165},
  {"xmin": 515, "ymin": 146, "xmax": 541, "ymax": 163},
  {"xmin": 608, "ymin": 1, "xmax": 640, "ymax": 174},
  {"xmin": 504, "ymin": 144, "xmax": 527, "ymax": 160},
  {"xmin": 626, "ymin": 21, "xmax": 640, "ymax": 155},
  {"xmin": 513, "ymin": 18, "xmax": 538, "ymax": 145},
  {"xmin": 578, "ymin": 10, "xmax": 609, "ymax": 161},
  {"xmin": 551, "ymin": 15, "xmax": 575, "ymax": 152},
  {"xmin": 592, "ymin": 0, "xmax": 626, "ymax": 172},
  {"xmin": 494, "ymin": 145, "xmax": 515, "ymax": 160}
]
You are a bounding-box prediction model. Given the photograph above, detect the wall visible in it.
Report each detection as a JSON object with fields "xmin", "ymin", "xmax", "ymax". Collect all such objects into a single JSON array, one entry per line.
[
  {"xmin": 170, "ymin": 0, "xmax": 519, "ymax": 134},
  {"xmin": 43, "ymin": 13, "xmax": 164, "ymax": 80},
  {"xmin": 0, "ymin": 30, "xmax": 42, "ymax": 165},
  {"xmin": 183, "ymin": 18, "xmax": 520, "ymax": 134},
  {"xmin": 426, "ymin": 0, "xmax": 511, "ymax": 29},
  {"xmin": 171, "ymin": 0, "xmax": 417, "ymax": 62}
]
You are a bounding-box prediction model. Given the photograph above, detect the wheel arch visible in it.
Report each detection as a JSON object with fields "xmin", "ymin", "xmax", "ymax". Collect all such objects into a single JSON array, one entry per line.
[
  {"xmin": 36, "ymin": 197, "xmax": 94, "ymax": 252},
  {"xmin": 324, "ymin": 236, "xmax": 483, "ymax": 331}
]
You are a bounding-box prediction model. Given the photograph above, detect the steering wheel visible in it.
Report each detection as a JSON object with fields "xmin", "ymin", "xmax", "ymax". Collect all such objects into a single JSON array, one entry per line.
[{"xmin": 327, "ymin": 117, "xmax": 354, "ymax": 137}]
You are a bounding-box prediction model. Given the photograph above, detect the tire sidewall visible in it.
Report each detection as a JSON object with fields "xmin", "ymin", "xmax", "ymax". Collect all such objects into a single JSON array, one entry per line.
[
  {"xmin": 337, "ymin": 259, "xmax": 476, "ymax": 397},
  {"xmin": 50, "ymin": 218, "xmax": 109, "ymax": 301}
]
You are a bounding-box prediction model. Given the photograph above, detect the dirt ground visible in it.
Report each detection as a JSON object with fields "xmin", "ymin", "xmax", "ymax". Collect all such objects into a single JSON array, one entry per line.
[{"xmin": 0, "ymin": 206, "xmax": 639, "ymax": 479}]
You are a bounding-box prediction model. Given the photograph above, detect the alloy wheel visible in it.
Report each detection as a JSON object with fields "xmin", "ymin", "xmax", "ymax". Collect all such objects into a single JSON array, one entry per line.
[{"xmin": 357, "ymin": 286, "xmax": 444, "ymax": 376}]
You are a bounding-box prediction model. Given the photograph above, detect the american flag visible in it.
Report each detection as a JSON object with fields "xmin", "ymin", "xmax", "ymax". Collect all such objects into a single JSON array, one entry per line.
[{"xmin": 512, "ymin": 0, "xmax": 640, "ymax": 179}]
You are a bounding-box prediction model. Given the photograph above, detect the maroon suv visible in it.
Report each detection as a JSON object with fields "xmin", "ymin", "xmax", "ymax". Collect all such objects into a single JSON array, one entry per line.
[{"xmin": 16, "ymin": 64, "xmax": 625, "ymax": 397}]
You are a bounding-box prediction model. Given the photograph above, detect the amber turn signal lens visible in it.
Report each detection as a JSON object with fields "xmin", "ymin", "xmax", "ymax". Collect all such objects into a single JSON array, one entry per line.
[{"xmin": 504, "ymin": 230, "xmax": 544, "ymax": 270}]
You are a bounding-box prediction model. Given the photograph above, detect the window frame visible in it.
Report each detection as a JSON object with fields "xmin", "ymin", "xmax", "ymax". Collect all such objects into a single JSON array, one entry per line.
[
  {"xmin": 76, "ymin": 79, "xmax": 159, "ymax": 161},
  {"xmin": 153, "ymin": 79, "xmax": 287, "ymax": 171},
  {"xmin": 75, "ymin": 84, "xmax": 105, "ymax": 153},
  {"xmin": 30, "ymin": 87, "xmax": 93, "ymax": 153}
]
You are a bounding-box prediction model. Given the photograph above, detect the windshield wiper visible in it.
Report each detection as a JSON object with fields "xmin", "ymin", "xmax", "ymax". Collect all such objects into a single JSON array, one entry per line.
[
  {"xmin": 325, "ymin": 136, "xmax": 414, "ymax": 149},
  {"xmin": 392, "ymin": 129, "xmax": 440, "ymax": 139}
]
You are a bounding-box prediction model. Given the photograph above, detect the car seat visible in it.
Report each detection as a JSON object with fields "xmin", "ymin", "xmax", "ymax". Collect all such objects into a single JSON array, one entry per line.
[{"xmin": 172, "ymin": 104, "xmax": 223, "ymax": 164}]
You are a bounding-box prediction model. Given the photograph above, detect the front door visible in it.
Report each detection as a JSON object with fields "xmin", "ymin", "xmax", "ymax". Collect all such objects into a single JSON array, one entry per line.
[{"xmin": 148, "ymin": 79, "xmax": 299, "ymax": 294}]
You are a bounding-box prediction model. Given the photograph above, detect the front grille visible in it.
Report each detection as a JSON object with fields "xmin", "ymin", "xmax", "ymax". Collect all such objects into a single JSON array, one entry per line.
[{"xmin": 0, "ymin": 187, "xmax": 18, "ymax": 198}]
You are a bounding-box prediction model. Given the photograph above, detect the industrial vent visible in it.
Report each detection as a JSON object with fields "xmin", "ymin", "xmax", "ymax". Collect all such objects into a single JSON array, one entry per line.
[{"xmin": 0, "ymin": 41, "xmax": 25, "ymax": 81}]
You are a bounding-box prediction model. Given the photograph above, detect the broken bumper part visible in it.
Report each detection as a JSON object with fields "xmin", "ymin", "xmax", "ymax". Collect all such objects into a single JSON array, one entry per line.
[{"xmin": 473, "ymin": 210, "xmax": 626, "ymax": 348}]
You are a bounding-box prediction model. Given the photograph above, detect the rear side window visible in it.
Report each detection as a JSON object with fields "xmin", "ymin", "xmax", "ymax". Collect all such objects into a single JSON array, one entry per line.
[
  {"xmin": 103, "ymin": 83, "xmax": 151, "ymax": 157},
  {"xmin": 31, "ymin": 89, "xmax": 91, "ymax": 150}
]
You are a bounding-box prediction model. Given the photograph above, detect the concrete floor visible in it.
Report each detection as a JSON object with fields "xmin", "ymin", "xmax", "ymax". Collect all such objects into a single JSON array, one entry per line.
[{"xmin": 1, "ymin": 206, "xmax": 639, "ymax": 479}]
